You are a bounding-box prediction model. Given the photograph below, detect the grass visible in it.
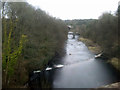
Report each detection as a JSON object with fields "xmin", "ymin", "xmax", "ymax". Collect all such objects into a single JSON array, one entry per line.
[
  {"xmin": 79, "ymin": 37, "xmax": 102, "ymax": 54},
  {"xmin": 108, "ymin": 58, "xmax": 120, "ymax": 71},
  {"xmin": 79, "ymin": 37, "xmax": 120, "ymax": 72}
]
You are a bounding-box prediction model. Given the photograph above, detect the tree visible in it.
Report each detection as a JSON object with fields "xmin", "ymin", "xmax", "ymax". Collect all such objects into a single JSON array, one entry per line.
[{"xmin": 2, "ymin": 2, "xmax": 27, "ymax": 87}]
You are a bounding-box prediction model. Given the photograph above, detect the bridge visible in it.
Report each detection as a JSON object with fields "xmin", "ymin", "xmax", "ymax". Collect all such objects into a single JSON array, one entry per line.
[{"xmin": 67, "ymin": 25, "xmax": 80, "ymax": 38}]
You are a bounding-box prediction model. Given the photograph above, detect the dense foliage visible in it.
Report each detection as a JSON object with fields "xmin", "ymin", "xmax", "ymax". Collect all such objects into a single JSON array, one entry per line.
[
  {"xmin": 2, "ymin": 2, "xmax": 67, "ymax": 87},
  {"xmin": 66, "ymin": 7, "xmax": 119, "ymax": 59}
]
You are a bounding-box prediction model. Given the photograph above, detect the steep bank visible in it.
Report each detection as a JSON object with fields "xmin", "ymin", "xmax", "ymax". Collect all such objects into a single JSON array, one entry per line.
[{"xmin": 2, "ymin": 2, "xmax": 68, "ymax": 88}]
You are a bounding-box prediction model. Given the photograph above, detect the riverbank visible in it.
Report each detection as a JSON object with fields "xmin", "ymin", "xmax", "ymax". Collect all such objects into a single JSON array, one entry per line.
[
  {"xmin": 79, "ymin": 37, "xmax": 119, "ymax": 70},
  {"xmin": 107, "ymin": 58, "xmax": 120, "ymax": 71},
  {"xmin": 100, "ymin": 82, "xmax": 120, "ymax": 88},
  {"xmin": 79, "ymin": 37, "xmax": 102, "ymax": 54},
  {"xmin": 79, "ymin": 37, "xmax": 120, "ymax": 88},
  {"xmin": 92, "ymin": 82, "xmax": 120, "ymax": 89}
]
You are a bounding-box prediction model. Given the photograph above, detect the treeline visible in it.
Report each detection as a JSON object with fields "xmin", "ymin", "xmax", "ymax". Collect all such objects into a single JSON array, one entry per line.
[
  {"xmin": 65, "ymin": 19, "xmax": 96, "ymax": 33},
  {"xmin": 66, "ymin": 6, "xmax": 119, "ymax": 59},
  {"xmin": 2, "ymin": 2, "xmax": 68, "ymax": 87},
  {"xmin": 65, "ymin": 19, "xmax": 95, "ymax": 28}
]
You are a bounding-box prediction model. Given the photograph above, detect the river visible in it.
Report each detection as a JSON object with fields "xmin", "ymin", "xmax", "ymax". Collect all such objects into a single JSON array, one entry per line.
[{"xmin": 29, "ymin": 32, "xmax": 119, "ymax": 88}]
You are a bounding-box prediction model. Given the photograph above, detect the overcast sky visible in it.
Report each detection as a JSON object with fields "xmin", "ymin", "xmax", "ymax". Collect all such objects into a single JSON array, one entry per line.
[{"xmin": 27, "ymin": 0, "xmax": 119, "ymax": 20}]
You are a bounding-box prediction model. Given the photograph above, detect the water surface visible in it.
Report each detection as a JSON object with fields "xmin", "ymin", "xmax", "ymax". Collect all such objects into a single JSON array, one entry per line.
[
  {"xmin": 51, "ymin": 34, "xmax": 119, "ymax": 88},
  {"xmin": 31, "ymin": 33, "xmax": 119, "ymax": 88}
]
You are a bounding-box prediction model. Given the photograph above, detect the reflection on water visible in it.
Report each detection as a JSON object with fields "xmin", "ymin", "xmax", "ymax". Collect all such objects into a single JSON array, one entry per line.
[
  {"xmin": 52, "ymin": 33, "xmax": 119, "ymax": 88},
  {"xmin": 30, "ymin": 33, "xmax": 119, "ymax": 88}
]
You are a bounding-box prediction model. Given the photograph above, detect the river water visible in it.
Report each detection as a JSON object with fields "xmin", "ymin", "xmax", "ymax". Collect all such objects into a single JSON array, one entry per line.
[{"xmin": 30, "ymin": 33, "xmax": 119, "ymax": 88}]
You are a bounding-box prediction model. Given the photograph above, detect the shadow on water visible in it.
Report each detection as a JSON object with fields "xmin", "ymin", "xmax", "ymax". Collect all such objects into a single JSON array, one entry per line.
[{"xmin": 28, "ymin": 33, "xmax": 120, "ymax": 89}]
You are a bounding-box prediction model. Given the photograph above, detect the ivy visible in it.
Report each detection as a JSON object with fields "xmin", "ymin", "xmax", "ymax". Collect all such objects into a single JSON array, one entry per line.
[{"xmin": 2, "ymin": 17, "xmax": 27, "ymax": 86}]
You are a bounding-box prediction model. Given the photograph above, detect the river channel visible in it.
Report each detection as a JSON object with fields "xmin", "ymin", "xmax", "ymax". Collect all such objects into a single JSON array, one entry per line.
[{"xmin": 30, "ymin": 32, "xmax": 119, "ymax": 88}]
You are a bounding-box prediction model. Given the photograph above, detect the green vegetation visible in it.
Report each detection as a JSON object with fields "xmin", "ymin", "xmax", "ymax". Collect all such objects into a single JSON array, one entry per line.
[
  {"xmin": 2, "ymin": 1, "xmax": 119, "ymax": 88},
  {"xmin": 79, "ymin": 37, "xmax": 101, "ymax": 54},
  {"xmin": 65, "ymin": 6, "xmax": 119, "ymax": 70},
  {"xmin": 2, "ymin": 2, "xmax": 67, "ymax": 87},
  {"xmin": 108, "ymin": 58, "xmax": 120, "ymax": 71},
  {"xmin": 65, "ymin": 19, "xmax": 95, "ymax": 33}
]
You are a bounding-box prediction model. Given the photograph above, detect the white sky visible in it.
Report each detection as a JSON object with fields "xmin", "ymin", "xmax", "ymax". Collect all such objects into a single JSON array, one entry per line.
[{"xmin": 27, "ymin": 0, "xmax": 119, "ymax": 20}]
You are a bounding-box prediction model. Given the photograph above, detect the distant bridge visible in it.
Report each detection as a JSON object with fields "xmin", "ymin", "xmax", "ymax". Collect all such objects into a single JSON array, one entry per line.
[
  {"xmin": 67, "ymin": 25, "xmax": 72, "ymax": 30},
  {"xmin": 68, "ymin": 32, "xmax": 80, "ymax": 39}
]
